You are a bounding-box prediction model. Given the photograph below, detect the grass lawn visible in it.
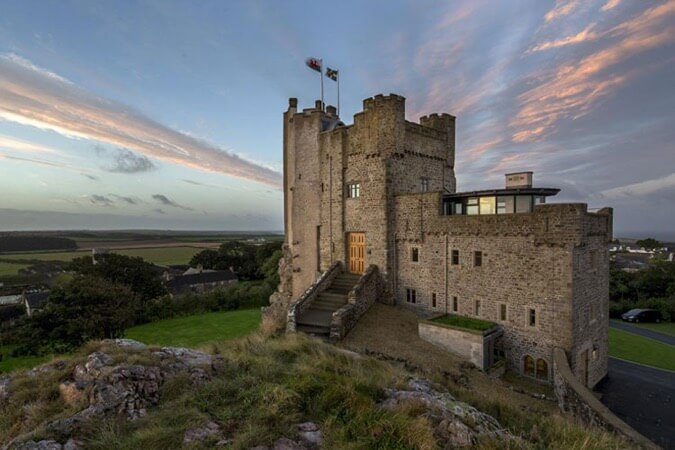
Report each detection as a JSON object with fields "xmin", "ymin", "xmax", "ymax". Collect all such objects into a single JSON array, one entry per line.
[
  {"xmin": 125, "ymin": 309, "xmax": 261, "ymax": 347},
  {"xmin": 1, "ymin": 246, "xmax": 205, "ymax": 266},
  {"xmin": 0, "ymin": 344, "xmax": 50, "ymax": 373},
  {"xmin": 430, "ymin": 314, "xmax": 496, "ymax": 332},
  {"xmin": 0, "ymin": 262, "xmax": 29, "ymax": 277},
  {"xmin": 608, "ymin": 328, "xmax": 675, "ymax": 371},
  {"xmin": 627, "ymin": 321, "xmax": 675, "ymax": 337}
]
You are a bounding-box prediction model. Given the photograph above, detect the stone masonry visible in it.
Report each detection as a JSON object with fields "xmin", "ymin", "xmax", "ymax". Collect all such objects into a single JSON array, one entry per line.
[{"xmin": 276, "ymin": 93, "xmax": 612, "ymax": 387}]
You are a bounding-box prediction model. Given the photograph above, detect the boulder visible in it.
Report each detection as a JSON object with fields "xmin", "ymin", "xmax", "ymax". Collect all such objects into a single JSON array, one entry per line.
[
  {"xmin": 379, "ymin": 378, "xmax": 512, "ymax": 447},
  {"xmin": 183, "ymin": 421, "xmax": 221, "ymax": 443},
  {"xmin": 105, "ymin": 339, "xmax": 147, "ymax": 350},
  {"xmin": 0, "ymin": 375, "xmax": 11, "ymax": 403}
]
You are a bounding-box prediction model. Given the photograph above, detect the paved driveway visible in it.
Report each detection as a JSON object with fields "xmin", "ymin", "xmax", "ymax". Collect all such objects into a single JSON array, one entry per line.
[
  {"xmin": 609, "ymin": 320, "xmax": 675, "ymax": 346},
  {"xmin": 596, "ymin": 358, "xmax": 675, "ymax": 449}
]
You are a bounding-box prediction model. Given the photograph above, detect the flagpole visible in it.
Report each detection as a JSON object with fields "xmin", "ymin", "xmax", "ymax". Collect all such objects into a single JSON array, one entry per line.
[
  {"xmin": 337, "ymin": 72, "xmax": 340, "ymax": 117},
  {"xmin": 320, "ymin": 60, "xmax": 324, "ymax": 111}
]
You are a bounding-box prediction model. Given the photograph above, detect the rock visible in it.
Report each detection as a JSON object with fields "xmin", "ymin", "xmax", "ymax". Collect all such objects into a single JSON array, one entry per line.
[
  {"xmin": 272, "ymin": 437, "xmax": 306, "ymax": 450},
  {"xmin": 379, "ymin": 378, "xmax": 512, "ymax": 447},
  {"xmin": 152, "ymin": 347, "xmax": 213, "ymax": 367},
  {"xmin": 215, "ymin": 438, "xmax": 233, "ymax": 446},
  {"xmin": 106, "ymin": 338, "xmax": 147, "ymax": 350},
  {"xmin": 183, "ymin": 421, "xmax": 221, "ymax": 443},
  {"xmin": 58, "ymin": 382, "xmax": 85, "ymax": 407},
  {"xmin": 13, "ymin": 440, "xmax": 62, "ymax": 450},
  {"xmin": 0, "ymin": 375, "xmax": 11, "ymax": 403},
  {"xmin": 63, "ymin": 439, "xmax": 83, "ymax": 450},
  {"xmin": 85, "ymin": 352, "xmax": 113, "ymax": 373},
  {"xmin": 26, "ymin": 361, "xmax": 66, "ymax": 378},
  {"xmin": 296, "ymin": 422, "xmax": 322, "ymax": 447}
]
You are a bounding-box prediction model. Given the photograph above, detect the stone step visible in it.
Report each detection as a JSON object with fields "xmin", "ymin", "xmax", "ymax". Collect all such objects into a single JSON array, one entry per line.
[
  {"xmin": 296, "ymin": 309, "xmax": 334, "ymax": 327},
  {"xmin": 325, "ymin": 287, "xmax": 352, "ymax": 295},
  {"xmin": 312, "ymin": 300, "xmax": 347, "ymax": 312},
  {"xmin": 314, "ymin": 296, "xmax": 347, "ymax": 306},
  {"xmin": 296, "ymin": 324, "xmax": 330, "ymax": 336},
  {"xmin": 318, "ymin": 291, "xmax": 348, "ymax": 301}
]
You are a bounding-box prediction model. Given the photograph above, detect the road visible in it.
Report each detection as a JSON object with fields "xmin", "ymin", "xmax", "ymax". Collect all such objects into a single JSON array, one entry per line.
[
  {"xmin": 596, "ymin": 357, "xmax": 675, "ymax": 449},
  {"xmin": 610, "ymin": 320, "xmax": 675, "ymax": 346}
]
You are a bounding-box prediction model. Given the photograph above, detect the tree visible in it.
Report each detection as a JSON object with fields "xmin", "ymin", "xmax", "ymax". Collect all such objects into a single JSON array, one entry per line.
[
  {"xmin": 636, "ymin": 238, "xmax": 662, "ymax": 251},
  {"xmin": 215, "ymin": 241, "xmax": 258, "ymax": 278},
  {"xmin": 189, "ymin": 249, "xmax": 220, "ymax": 269},
  {"xmin": 14, "ymin": 275, "xmax": 135, "ymax": 354},
  {"xmin": 69, "ymin": 253, "xmax": 166, "ymax": 301}
]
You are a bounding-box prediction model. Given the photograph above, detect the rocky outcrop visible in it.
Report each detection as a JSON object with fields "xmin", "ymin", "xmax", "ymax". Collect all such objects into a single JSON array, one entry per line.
[
  {"xmin": 3, "ymin": 339, "xmax": 221, "ymax": 449},
  {"xmin": 379, "ymin": 378, "xmax": 513, "ymax": 448},
  {"xmin": 262, "ymin": 244, "xmax": 295, "ymax": 333},
  {"xmin": 249, "ymin": 422, "xmax": 323, "ymax": 450}
]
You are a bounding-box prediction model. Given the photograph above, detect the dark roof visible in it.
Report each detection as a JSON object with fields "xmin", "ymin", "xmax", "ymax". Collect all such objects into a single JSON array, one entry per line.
[
  {"xmin": 443, "ymin": 187, "xmax": 560, "ymax": 200},
  {"xmin": 166, "ymin": 270, "xmax": 238, "ymax": 293},
  {"xmin": 25, "ymin": 291, "xmax": 50, "ymax": 309}
]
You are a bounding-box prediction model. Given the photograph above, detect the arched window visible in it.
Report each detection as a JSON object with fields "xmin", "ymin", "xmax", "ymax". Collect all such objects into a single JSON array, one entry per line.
[
  {"xmin": 523, "ymin": 355, "xmax": 535, "ymax": 377},
  {"xmin": 536, "ymin": 359, "xmax": 548, "ymax": 380}
]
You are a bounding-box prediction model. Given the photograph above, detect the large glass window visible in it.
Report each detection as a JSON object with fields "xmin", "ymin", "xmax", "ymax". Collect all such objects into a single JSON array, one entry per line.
[
  {"xmin": 515, "ymin": 195, "xmax": 532, "ymax": 213},
  {"xmin": 454, "ymin": 202, "xmax": 463, "ymax": 215},
  {"xmin": 534, "ymin": 195, "xmax": 545, "ymax": 205},
  {"xmin": 479, "ymin": 197, "xmax": 496, "ymax": 215},
  {"xmin": 466, "ymin": 197, "xmax": 479, "ymax": 215},
  {"xmin": 406, "ymin": 288, "xmax": 416, "ymax": 304},
  {"xmin": 497, "ymin": 196, "xmax": 515, "ymax": 214}
]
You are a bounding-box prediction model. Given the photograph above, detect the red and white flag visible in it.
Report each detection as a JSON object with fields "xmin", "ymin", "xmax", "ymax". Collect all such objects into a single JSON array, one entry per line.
[{"xmin": 305, "ymin": 57, "xmax": 322, "ymax": 73}]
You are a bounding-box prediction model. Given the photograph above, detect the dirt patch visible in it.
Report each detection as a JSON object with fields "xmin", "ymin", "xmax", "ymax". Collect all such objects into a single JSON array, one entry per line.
[{"xmin": 340, "ymin": 303, "xmax": 558, "ymax": 416}]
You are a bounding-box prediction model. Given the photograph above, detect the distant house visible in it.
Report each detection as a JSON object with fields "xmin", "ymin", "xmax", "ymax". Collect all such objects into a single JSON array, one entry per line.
[
  {"xmin": 612, "ymin": 253, "xmax": 651, "ymax": 272},
  {"xmin": 165, "ymin": 269, "xmax": 238, "ymax": 295},
  {"xmin": 0, "ymin": 294, "xmax": 22, "ymax": 306},
  {"xmin": 22, "ymin": 291, "xmax": 50, "ymax": 316},
  {"xmin": 92, "ymin": 248, "xmax": 110, "ymax": 265}
]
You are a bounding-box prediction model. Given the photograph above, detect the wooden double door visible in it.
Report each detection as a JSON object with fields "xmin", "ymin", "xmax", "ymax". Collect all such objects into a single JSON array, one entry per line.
[{"xmin": 348, "ymin": 232, "xmax": 365, "ymax": 274}]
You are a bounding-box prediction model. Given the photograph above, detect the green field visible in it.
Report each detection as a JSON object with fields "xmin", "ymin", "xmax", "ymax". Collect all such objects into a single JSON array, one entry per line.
[
  {"xmin": 0, "ymin": 344, "xmax": 51, "ymax": 373},
  {"xmin": 608, "ymin": 328, "xmax": 675, "ymax": 371},
  {"xmin": 125, "ymin": 309, "xmax": 261, "ymax": 347},
  {"xmin": 0, "ymin": 262, "xmax": 29, "ymax": 277},
  {"xmin": 0, "ymin": 246, "xmax": 206, "ymax": 266}
]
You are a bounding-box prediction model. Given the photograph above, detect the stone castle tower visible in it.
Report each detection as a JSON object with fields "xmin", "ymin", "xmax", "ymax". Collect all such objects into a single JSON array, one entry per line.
[{"xmin": 277, "ymin": 94, "xmax": 612, "ymax": 388}]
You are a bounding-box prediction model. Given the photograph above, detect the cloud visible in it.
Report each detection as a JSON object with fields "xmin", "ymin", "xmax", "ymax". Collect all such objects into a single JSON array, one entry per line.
[
  {"xmin": 512, "ymin": 2, "xmax": 675, "ymax": 143},
  {"xmin": 82, "ymin": 174, "xmax": 99, "ymax": 181},
  {"xmin": 154, "ymin": 208, "xmax": 166, "ymax": 215},
  {"xmin": 0, "ymin": 53, "xmax": 282, "ymax": 187},
  {"xmin": 152, "ymin": 194, "xmax": 192, "ymax": 211},
  {"xmin": 594, "ymin": 172, "xmax": 675, "ymax": 199},
  {"xmin": 0, "ymin": 152, "xmax": 68, "ymax": 169},
  {"xmin": 89, "ymin": 194, "xmax": 114, "ymax": 207},
  {"xmin": 529, "ymin": 25, "xmax": 600, "ymax": 52},
  {"xmin": 111, "ymin": 194, "xmax": 138, "ymax": 205},
  {"xmin": 544, "ymin": 0, "xmax": 582, "ymax": 22},
  {"xmin": 99, "ymin": 147, "xmax": 157, "ymax": 173},
  {"xmin": 182, "ymin": 178, "xmax": 218, "ymax": 188},
  {"xmin": 601, "ymin": 0, "xmax": 621, "ymax": 12},
  {"xmin": 0, "ymin": 134, "xmax": 63, "ymax": 155}
]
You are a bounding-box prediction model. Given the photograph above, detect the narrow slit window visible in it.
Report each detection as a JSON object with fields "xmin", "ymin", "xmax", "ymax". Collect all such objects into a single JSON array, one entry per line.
[
  {"xmin": 451, "ymin": 250, "xmax": 459, "ymax": 265},
  {"xmin": 411, "ymin": 247, "xmax": 419, "ymax": 262},
  {"xmin": 432, "ymin": 293, "xmax": 437, "ymax": 308},
  {"xmin": 452, "ymin": 296, "xmax": 458, "ymax": 312},
  {"xmin": 528, "ymin": 309, "xmax": 536, "ymax": 327},
  {"xmin": 474, "ymin": 251, "xmax": 482, "ymax": 267},
  {"xmin": 500, "ymin": 304, "xmax": 507, "ymax": 321}
]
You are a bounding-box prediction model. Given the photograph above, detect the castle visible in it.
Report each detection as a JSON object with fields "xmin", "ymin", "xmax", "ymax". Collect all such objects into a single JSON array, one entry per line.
[{"xmin": 278, "ymin": 94, "xmax": 612, "ymax": 388}]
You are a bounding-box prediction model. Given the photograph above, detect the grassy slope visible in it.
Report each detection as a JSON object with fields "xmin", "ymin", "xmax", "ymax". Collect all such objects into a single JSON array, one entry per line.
[
  {"xmin": 125, "ymin": 309, "xmax": 261, "ymax": 347},
  {"xmin": 609, "ymin": 328, "xmax": 675, "ymax": 371},
  {"xmin": 1, "ymin": 334, "xmax": 634, "ymax": 450}
]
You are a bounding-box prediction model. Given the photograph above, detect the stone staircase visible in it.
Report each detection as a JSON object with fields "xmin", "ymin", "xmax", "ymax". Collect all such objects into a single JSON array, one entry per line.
[{"xmin": 296, "ymin": 272, "xmax": 361, "ymax": 337}]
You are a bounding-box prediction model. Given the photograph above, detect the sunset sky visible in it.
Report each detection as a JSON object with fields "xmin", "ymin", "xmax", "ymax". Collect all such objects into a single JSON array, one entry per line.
[{"xmin": 1, "ymin": 1, "xmax": 674, "ymax": 237}]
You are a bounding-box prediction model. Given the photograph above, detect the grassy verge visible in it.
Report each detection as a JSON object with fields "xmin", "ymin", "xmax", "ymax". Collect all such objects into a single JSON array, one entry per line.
[
  {"xmin": 608, "ymin": 328, "xmax": 675, "ymax": 371},
  {"xmin": 619, "ymin": 320, "xmax": 675, "ymax": 337},
  {"xmin": 125, "ymin": 309, "xmax": 261, "ymax": 347}
]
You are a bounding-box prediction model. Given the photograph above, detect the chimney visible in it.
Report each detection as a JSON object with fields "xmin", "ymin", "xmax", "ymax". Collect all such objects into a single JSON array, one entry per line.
[
  {"xmin": 326, "ymin": 105, "xmax": 337, "ymax": 116},
  {"xmin": 505, "ymin": 172, "xmax": 533, "ymax": 188},
  {"xmin": 315, "ymin": 100, "xmax": 324, "ymax": 111}
]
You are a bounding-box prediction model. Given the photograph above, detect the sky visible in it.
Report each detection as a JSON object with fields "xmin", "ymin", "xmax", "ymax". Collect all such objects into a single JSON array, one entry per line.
[{"xmin": 0, "ymin": 1, "xmax": 674, "ymax": 238}]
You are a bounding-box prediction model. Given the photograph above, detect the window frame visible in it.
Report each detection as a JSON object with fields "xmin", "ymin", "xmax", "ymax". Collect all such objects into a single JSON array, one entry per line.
[
  {"xmin": 473, "ymin": 251, "xmax": 482, "ymax": 267},
  {"xmin": 411, "ymin": 247, "xmax": 419, "ymax": 262},
  {"xmin": 528, "ymin": 308, "xmax": 537, "ymax": 327},
  {"xmin": 347, "ymin": 182, "xmax": 361, "ymax": 199},
  {"xmin": 420, "ymin": 177, "xmax": 430, "ymax": 192},
  {"xmin": 406, "ymin": 288, "xmax": 417, "ymax": 304},
  {"xmin": 451, "ymin": 249, "xmax": 459, "ymax": 265}
]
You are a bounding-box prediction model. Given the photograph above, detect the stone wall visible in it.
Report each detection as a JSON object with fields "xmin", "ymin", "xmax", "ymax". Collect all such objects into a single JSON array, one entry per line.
[
  {"xmin": 287, "ymin": 261, "xmax": 343, "ymax": 333},
  {"xmin": 392, "ymin": 192, "xmax": 612, "ymax": 384},
  {"xmin": 329, "ymin": 265, "xmax": 382, "ymax": 342},
  {"xmin": 418, "ymin": 319, "xmax": 500, "ymax": 370},
  {"xmin": 553, "ymin": 348, "xmax": 658, "ymax": 449}
]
